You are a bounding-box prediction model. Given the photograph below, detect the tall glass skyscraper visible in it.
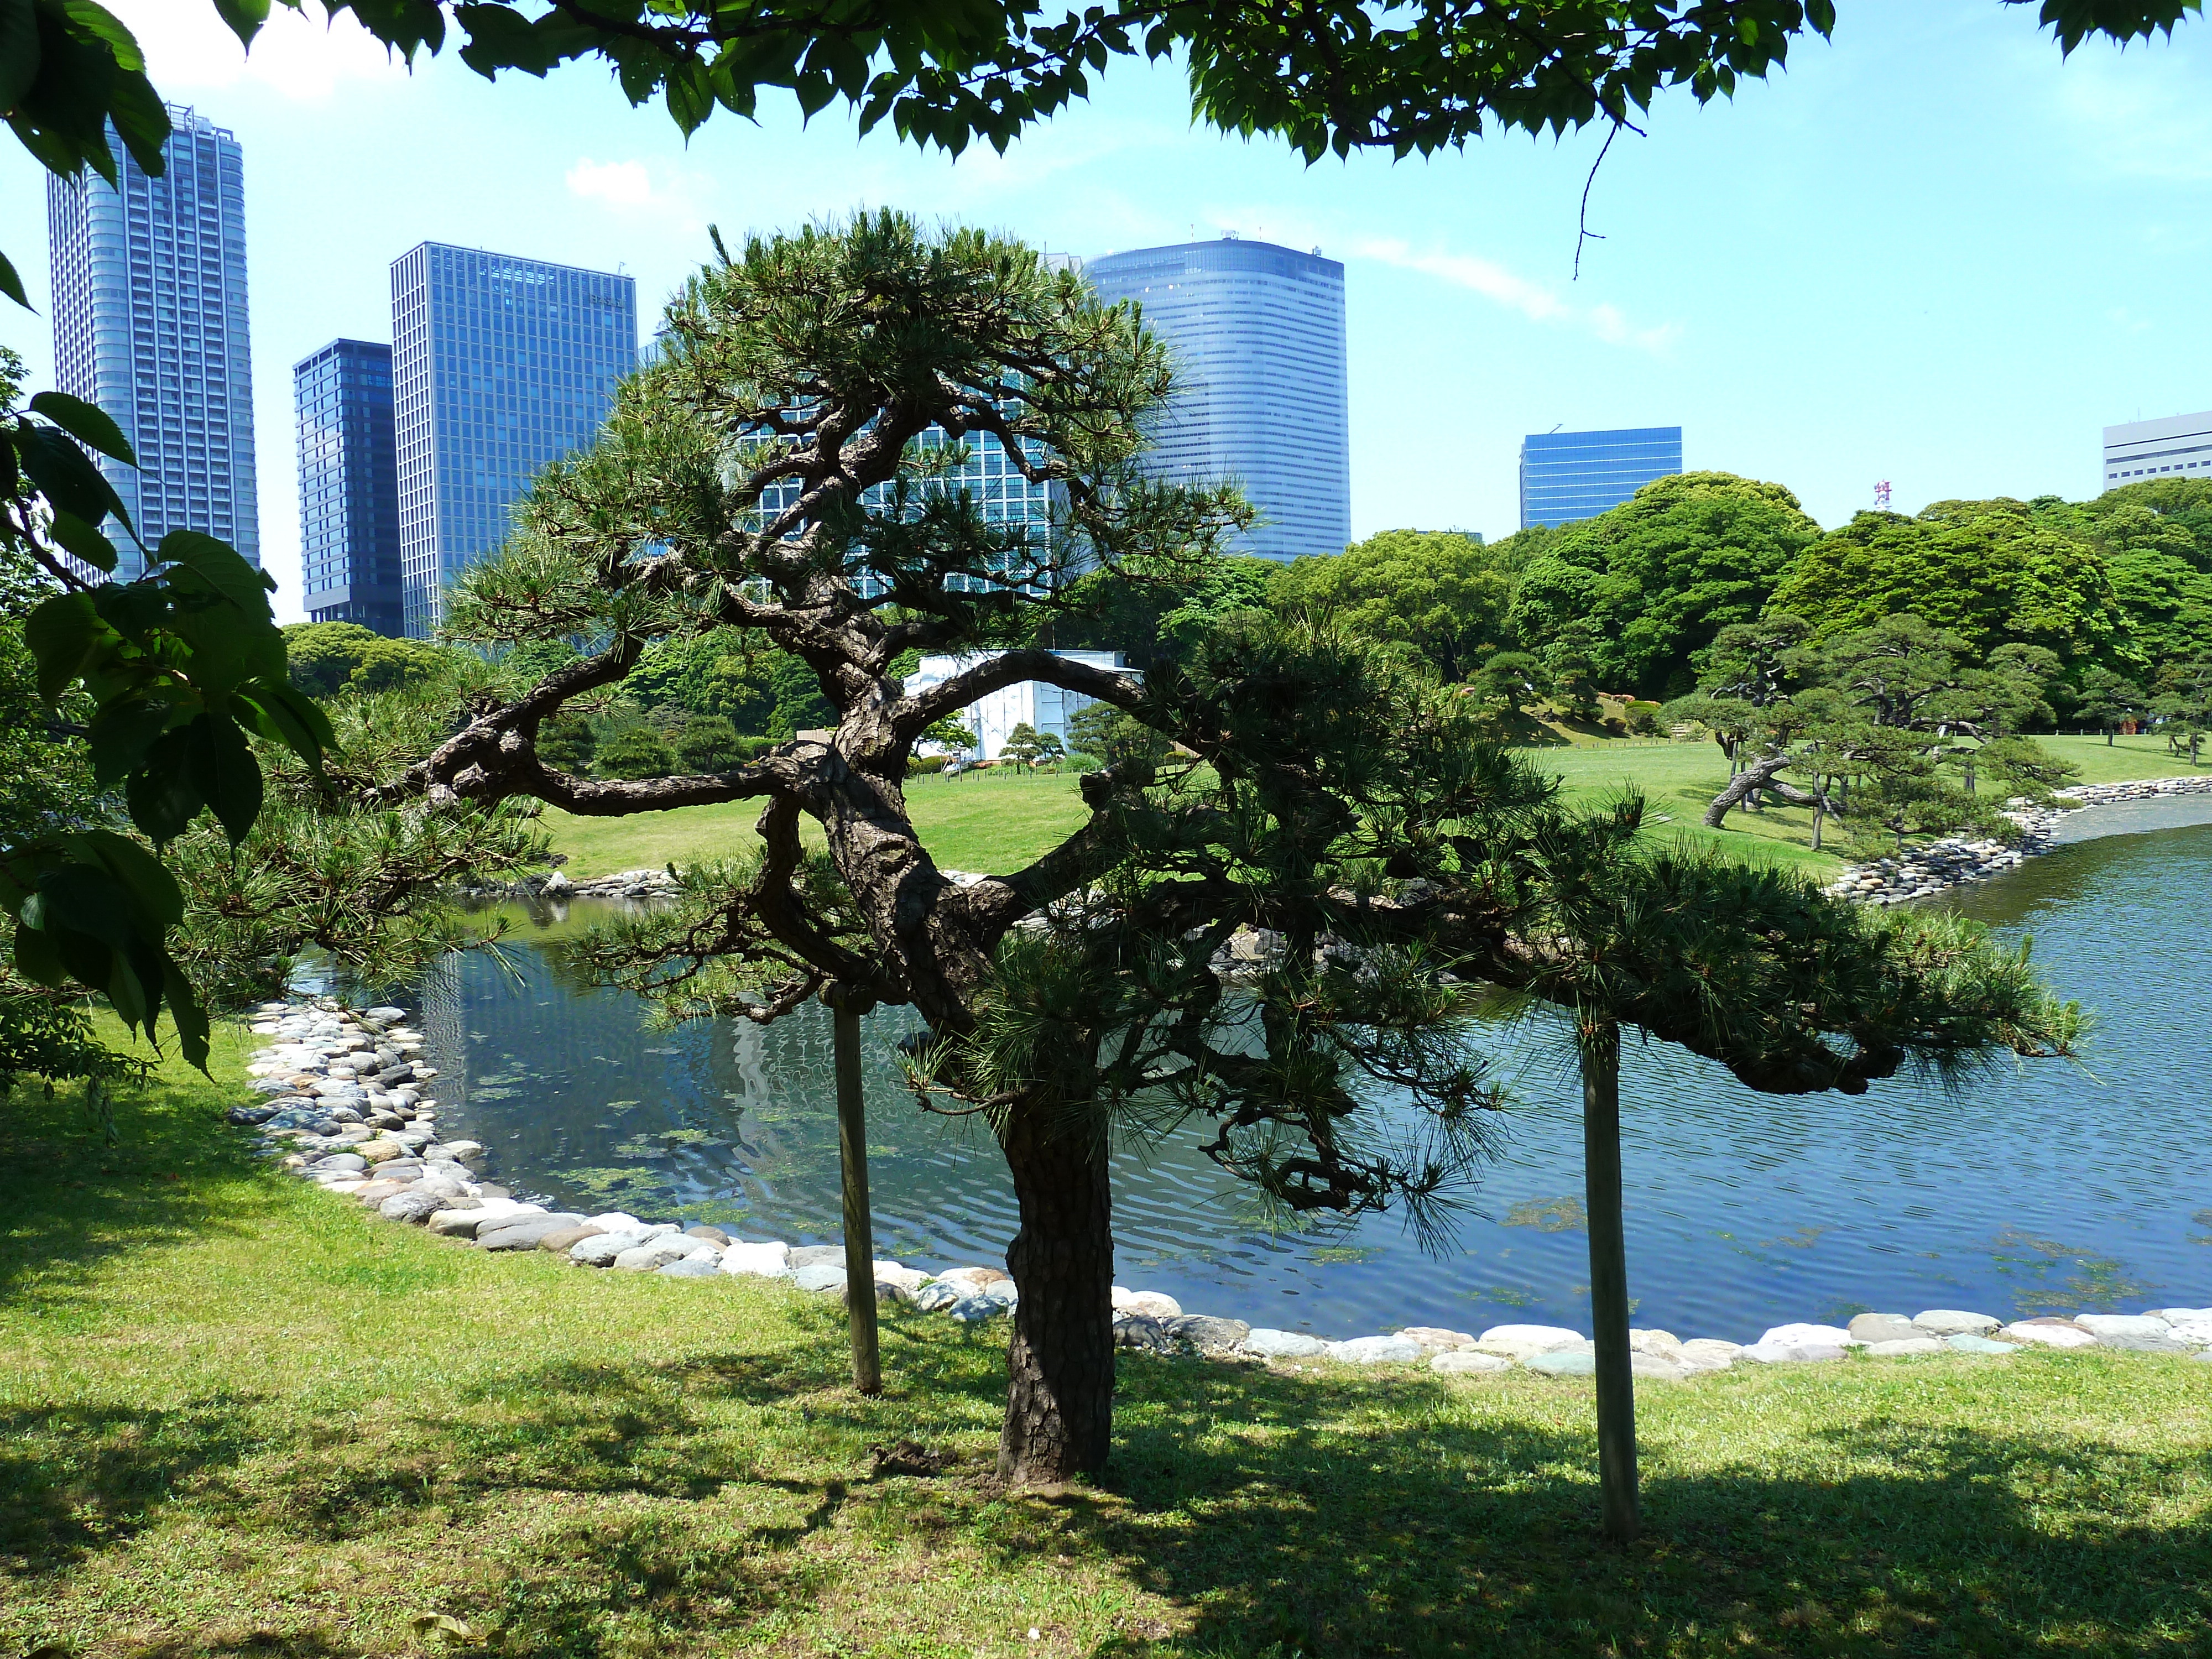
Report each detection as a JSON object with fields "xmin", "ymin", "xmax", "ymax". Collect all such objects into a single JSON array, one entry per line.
[
  {"xmin": 390, "ymin": 243, "xmax": 637, "ymax": 637},
  {"xmin": 296, "ymin": 340, "xmax": 402, "ymax": 634},
  {"xmin": 1082, "ymin": 238, "xmax": 1350, "ymax": 562},
  {"xmin": 46, "ymin": 105, "xmax": 258, "ymax": 578},
  {"xmin": 1519, "ymin": 426, "xmax": 1683, "ymax": 529}
]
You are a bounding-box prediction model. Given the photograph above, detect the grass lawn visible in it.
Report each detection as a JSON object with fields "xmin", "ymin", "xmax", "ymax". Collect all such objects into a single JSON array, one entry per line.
[
  {"xmin": 543, "ymin": 734, "xmax": 2208, "ymax": 883},
  {"xmin": 7, "ymin": 1037, "xmax": 2212, "ymax": 1656}
]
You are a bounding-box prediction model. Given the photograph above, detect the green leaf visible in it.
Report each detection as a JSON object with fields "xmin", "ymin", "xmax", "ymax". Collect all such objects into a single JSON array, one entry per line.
[
  {"xmin": 30, "ymin": 390, "xmax": 135, "ymax": 463},
  {"xmin": 12, "ymin": 915, "xmax": 69, "ymax": 985},
  {"xmin": 23, "ymin": 589, "xmax": 105, "ymax": 703},
  {"xmin": 86, "ymin": 697, "xmax": 178, "ymax": 788},
  {"xmin": 46, "ymin": 508, "xmax": 118, "ymax": 573},
  {"xmin": 124, "ymin": 727, "xmax": 204, "ymax": 846},
  {"xmin": 0, "ymin": 0, "xmax": 38, "ymax": 134},
  {"xmin": 187, "ymin": 708, "xmax": 263, "ymax": 846},
  {"xmin": 210, "ymin": 0, "xmax": 271, "ymax": 49},
  {"xmin": 17, "ymin": 422, "xmax": 128, "ymax": 527},
  {"xmin": 161, "ymin": 954, "xmax": 210, "ymax": 1073},
  {"xmin": 69, "ymin": 828, "xmax": 186, "ymax": 930},
  {"xmin": 236, "ymin": 676, "xmax": 336, "ymax": 767},
  {"xmin": 157, "ymin": 529, "xmax": 276, "ymax": 611}
]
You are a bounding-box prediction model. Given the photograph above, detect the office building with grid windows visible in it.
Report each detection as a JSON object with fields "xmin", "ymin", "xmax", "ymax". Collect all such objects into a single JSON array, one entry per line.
[
  {"xmin": 295, "ymin": 340, "xmax": 401, "ymax": 634},
  {"xmin": 390, "ymin": 243, "xmax": 637, "ymax": 637},
  {"xmin": 1082, "ymin": 238, "xmax": 1350, "ymax": 562},
  {"xmin": 46, "ymin": 105, "xmax": 258, "ymax": 578},
  {"xmin": 1518, "ymin": 426, "xmax": 1682, "ymax": 529},
  {"xmin": 2102, "ymin": 410, "xmax": 2212, "ymax": 491}
]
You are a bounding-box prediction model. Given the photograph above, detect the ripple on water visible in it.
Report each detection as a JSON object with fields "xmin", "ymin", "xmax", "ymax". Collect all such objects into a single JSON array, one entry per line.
[{"xmin": 420, "ymin": 821, "xmax": 2212, "ymax": 1339}]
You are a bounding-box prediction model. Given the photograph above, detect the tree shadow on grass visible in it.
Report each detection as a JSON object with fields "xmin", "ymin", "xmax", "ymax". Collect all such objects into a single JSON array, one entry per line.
[
  {"xmin": 0, "ymin": 1073, "xmax": 279, "ymax": 1306},
  {"xmin": 0, "ymin": 1399, "xmax": 269, "ymax": 1577},
  {"xmin": 1060, "ymin": 1359, "xmax": 2212, "ymax": 1657}
]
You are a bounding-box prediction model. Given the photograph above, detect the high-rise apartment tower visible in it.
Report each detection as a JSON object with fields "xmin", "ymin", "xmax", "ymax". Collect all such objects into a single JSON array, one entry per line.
[
  {"xmin": 296, "ymin": 340, "xmax": 402, "ymax": 634},
  {"xmin": 390, "ymin": 243, "xmax": 637, "ymax": 637},
  {"xmin": 1519, "ymin": 426, "xmax": 1682, "ymax": 529},
  {"xmin": 1082, "ymin": 237, "xmax": 1350, "ymax": 562},
  {"xmin": 2102, "ymin": 410, "xmax": 2212, "ymax": 491},
  {"xmin": 46, "ymin": 105, "xmax": 259, "ymax": 577}
]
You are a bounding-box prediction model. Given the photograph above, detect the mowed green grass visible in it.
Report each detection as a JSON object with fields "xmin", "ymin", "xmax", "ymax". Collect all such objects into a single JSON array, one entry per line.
[
  {"xmin": 7, "ymin": 1035, "xmax": 2212, "ymax": 1656},
  {"xmin": 544, "ymin": 733, "xmax": 2205, "ymax": 881}
]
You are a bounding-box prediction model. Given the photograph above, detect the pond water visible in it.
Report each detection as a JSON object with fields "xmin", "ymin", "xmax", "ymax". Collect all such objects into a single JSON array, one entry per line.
[{"xmin": 414, "ymin": 808, "xmax": 2212, "ymax": 1340}]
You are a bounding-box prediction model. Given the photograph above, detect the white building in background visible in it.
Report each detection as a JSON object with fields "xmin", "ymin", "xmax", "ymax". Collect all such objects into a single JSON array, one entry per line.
[
  {"xmin": 908, "ymin": 649, "xmax": 1139, "ymax": 761},
  {"xmin": 2102, "ymin": 409, "xmax": 2212, "ymax": 491}
]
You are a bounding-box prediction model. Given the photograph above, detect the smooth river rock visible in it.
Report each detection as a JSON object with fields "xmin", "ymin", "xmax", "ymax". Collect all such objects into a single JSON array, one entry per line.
[
  {"xmin": 378, "ymin": 1190, "xmax": 445, "ymax": 1224},
  {"xmin": 1397, "ymin": 1326, "xmax": 1475, "ymax": 1352},
  {"xmin": 1112, "ymin": 1287, "xmax": 1182, "ymax": 1320},
  {"xmin": 1327, "ymin": 1334, "xmax": 1425, "ymax": 1365},
  {"xmin": 2075, "ymin": 1313, "xmax": 2171, "ymax": 1339},
  {"xmin": 720, "ymin": 1240, "xmax": 793, "ymax": 1280},
  {"xmin": 1242, "ymin": 1328, "xmax": 1329, "ymax": 1359},
  {"xmin": 658, "ymin": 1256, "xmax": 723, "ymax": 1277},
  {"xmin": 1913, "ymin": 1309, "xmax": 2001, "ymax": 1337},
  {"xmin": 615, "ymin": 1238, "xmax": 706, "ymax": 1272},
  {"xmin": 1944, "ymin": 1333, "xmax": 2018, "ymax": 1355},
  {"xmin": 1847, "ymin": 1313, "xmax": 1922, "ymax": 1345},
  {"xmin": 1629, "ymin": 1328, "xmax": 1683, "ymax": 1359},
  {"xmin": 478, "ymin": 1214, "xmax": 588, "ymax": 1251},
  {"xmin": 1474, "ymin": 1324, "xmax": 1587, "ymax": 1359},
  {"xmin": 787, "ymin": 1245, "xmax": 848, "ymax": 1270},
  {"xmin": 791, "ymin": 1261, "xmax": 849, "ymax": 1293},
  {"xmin": 2099, "ymin": 1332, "xmax": 2193, "ymax": 1354},
  {"xmin": 1166, "ymin": 1315, "xmax": 1252, "ymax": 1355},
  {"xmin": 1525, "ymin": 1349, "xmax": 1598, "ymax": 1377},
  {"xmin": 1676, "ymin": 1339, "xmax": 1744, "ymax": 1370},
  {"xmin": 534, "ymin": 1226, "xmax": 604, "ymax": 1254},
  {"xmin": 1866, "ymin": 1337, "xmax": 1945, "ymax": 1357},
  {"xmin": 2000, "ymin": 1321, "xmax": 2098, "ymax": 1350},
  {"xmin": 1740, "ymin": 1339, "xmax": 1846, "ymax": 1365},
  {"xmin": 1759, "ymin": 1322, "xmax": 1861, "ymax": 1349}
]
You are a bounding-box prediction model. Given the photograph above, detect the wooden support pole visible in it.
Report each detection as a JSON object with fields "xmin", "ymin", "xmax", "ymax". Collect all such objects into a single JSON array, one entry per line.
[
  {"xmin": 832, "ymin": 997, "xmax": 881, "ymax": 1396},
  {"xmin": 1582, "ymin": 1018, "xmax": 1641, "ymax": 1542}
]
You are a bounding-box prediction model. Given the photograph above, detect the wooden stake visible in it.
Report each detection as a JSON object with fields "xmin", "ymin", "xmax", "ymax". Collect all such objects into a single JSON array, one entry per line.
[
  {"xmin": 1582, "ymin": 1018, "xmax": 1640, "ymax": 1542},
  {"xmin": 832, "ymin": 997, "xmax": 881, "ymax": 1396}
]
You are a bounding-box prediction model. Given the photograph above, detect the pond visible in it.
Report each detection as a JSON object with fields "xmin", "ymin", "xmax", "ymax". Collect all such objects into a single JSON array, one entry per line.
[{"xmin": 411, "ymin": 808, "xmax": 2212, "ymax": 1340}]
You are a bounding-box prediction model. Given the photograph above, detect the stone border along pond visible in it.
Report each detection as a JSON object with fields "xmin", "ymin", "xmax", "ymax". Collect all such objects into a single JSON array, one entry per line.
[
  {"xmin": 1823, "ymin": 775, "xmax": 2212, "ymax": 904},
  {"xmin": 229, "ymin": 996, "xmax": 2212, "ymax": 1381}
]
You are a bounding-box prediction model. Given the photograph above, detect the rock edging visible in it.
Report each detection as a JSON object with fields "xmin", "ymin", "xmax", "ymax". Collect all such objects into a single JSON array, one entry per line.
[
  {"xmin": 236, "ymin": 996, "xmax": 2211, "ymax": 1381},
  {"xmin": 1825, "ymin": 775, "xmax": 2212, "ymax": 904}
]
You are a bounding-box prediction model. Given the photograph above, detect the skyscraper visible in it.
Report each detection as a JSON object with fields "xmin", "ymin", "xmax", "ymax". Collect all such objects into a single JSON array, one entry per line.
[
  {"xmin": 46, "ymin": 105, "xmax": 258, "ymax": 577},
  {"xmin": 390, "ymin": 243, "xmax": 637, "ymax": 637},
  {"xmin": 1518, "ymin": 426, "xmax": 1683, "ymax": 529},
  {"xmin": 1082, "ymin": 237, "xmax": 1350, "ymax": 562},
  {"xmin": 296, "ymin": 340, "xmax": 402, "ymax": 634},
  {"xmin": 2101, "ymin": 410, "xmax": 2212, "ymax": 491}
]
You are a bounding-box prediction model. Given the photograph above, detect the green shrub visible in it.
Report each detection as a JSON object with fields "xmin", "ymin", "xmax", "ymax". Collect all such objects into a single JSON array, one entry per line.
[
  {"xmin": 676, "ymin": 714, "xmax": 743, "ymax": 772},
  {"xmin": 597, "ymin": 726, "xmax": 676, "ymax": 780},
  {"xmin": 908, "ymin": 754, "xmax": 951, "ymax": 776}
]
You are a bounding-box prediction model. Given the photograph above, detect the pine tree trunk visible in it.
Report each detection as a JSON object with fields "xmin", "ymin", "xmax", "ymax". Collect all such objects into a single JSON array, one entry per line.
[
  {"xmin": 1582, "ymin": 1020, "xmax": 1641, "ymax": 1543},
  {"xmin": 996, "ymin": 1102, "xmax": 1116, "ymax": 1485},
  {"xmin": 832, "ymin": 1000, "xmax": 881, "ymax": 1396}
]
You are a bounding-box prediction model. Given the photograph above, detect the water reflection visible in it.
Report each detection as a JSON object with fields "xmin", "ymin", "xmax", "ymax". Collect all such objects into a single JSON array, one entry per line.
[{"xmin": 421, "ymin": 819, "xmax": 2212, "ymax": 1339}]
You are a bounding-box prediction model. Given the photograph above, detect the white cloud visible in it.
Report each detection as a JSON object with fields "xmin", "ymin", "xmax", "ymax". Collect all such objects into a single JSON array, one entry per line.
[
  {"xmin": 567, "ymin": 159, "xmax": 658, "ymax": 208},
  {"xmin": 564, "ymin": 157, "xmax": 717, "ymax": 231},
  {"xmin": 103, "ymin": 0, "xmax": 411, "ymax": 100},
  {"xmin": 1355, "ymin": 237, "xmax": 1682, "ymax": 353}
]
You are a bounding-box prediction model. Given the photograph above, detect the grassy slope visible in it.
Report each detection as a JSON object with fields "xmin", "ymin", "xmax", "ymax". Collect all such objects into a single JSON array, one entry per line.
[
  {"xmin": 545, "ymin": 734, "xmax": 2206, "ymax": 881},
  {"xmin": 6, "ymin": 1039, "xmax": 2212, "ymax": 1657}
]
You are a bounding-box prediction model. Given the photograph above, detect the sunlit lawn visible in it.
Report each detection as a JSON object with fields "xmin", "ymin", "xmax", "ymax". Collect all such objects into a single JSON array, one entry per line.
[
  {"xmin": 7, "ymin": 1035, "xmax": 2212, "ymax": 1656},
  {"xmin": 544, "ymin": 733, "xmax": 2204, "ymax": 881}
]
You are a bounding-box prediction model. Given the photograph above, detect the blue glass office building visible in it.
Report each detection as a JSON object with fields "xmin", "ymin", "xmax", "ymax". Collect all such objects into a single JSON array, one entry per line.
[
  {"xmin": 295, "ymin": 340, "xmax": 402, "ymax": 633},
  {"xmin": 1519, "ymin": 426, "xmax": 1683, "ymax": 529},
  {"xmin": 46, "ymin": 105, "xmax": 259, "ymax": 578},
  {"xmin": 390, "ymin": 243, "xmax": 637, "ymax": 637},
  {"xmin": 1083, "ymin": 238, "xmax": 1350, "ymax": 562}
]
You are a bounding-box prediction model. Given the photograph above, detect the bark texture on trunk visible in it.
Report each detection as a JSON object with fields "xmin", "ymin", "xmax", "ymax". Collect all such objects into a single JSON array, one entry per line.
[
  {"xmin": 1582, "ymin": 1022, "xmax": 1642, "ymax": 1543},
  {"xmin": 832, "ymin": 1000, "xmax": 881, "ymax": 1396},
  {"xmin": 996, "ymin": 1102, "xmax": 1116, "ymax": 1485}
]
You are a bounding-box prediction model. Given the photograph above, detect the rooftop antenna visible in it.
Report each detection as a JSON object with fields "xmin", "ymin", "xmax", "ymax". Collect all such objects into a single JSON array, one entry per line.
[{"xmin": 1874, "ymin": 480, "xmax": 1891, "ymax": 511}]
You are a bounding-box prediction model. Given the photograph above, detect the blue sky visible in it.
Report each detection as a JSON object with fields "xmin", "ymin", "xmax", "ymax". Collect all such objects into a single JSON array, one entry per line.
[{"xmin": 3, "ymin": 2, "xmax": 2208, "ymax": 620}]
